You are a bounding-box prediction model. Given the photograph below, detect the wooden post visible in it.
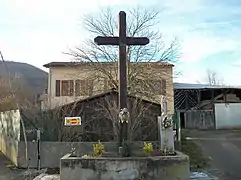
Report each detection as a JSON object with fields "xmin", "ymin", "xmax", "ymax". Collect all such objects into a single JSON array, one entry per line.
[
  {"xmin": 211, "ymin": 89, "xmax": 216, "ymax": 129},
  {"xmin": 176, "ymin": 111, "xmax": 181, "ymax": 151}
]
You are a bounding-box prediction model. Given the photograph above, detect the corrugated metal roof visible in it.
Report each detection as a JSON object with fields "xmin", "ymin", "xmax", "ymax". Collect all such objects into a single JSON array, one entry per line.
[{"xmin": 174, "ymin": 82, "xmax": 241, "ymax": 90}]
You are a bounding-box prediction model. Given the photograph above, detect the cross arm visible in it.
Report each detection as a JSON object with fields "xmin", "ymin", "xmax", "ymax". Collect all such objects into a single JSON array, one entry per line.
[{"xmin": 94, "ymin": 36, "xmax": 149, "ymax": 46}]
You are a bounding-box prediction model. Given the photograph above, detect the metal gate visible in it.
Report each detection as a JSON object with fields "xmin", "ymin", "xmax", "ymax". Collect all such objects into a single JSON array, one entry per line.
[{"xmin": 215, "ymin": 103, "xmax": 241, "ymax": 129}]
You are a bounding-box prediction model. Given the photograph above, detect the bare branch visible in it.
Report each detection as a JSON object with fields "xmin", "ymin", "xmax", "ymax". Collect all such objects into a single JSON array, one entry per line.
[
  {"xmin": 0, "ymin": 75, "xmax": 35, "ymax": 111},
  {"xmin": 206, "ymin": 69, "xmax": 224, "ymax": 86},
  {"xmin": 65, "ymin": 7, "xmax": 179, "ymax": 103}
]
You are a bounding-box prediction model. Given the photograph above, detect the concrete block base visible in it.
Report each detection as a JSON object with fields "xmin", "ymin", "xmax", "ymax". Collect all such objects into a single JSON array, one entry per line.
[{"xmin": 60, "ymin": 151, "xmax": 190, "ymax": 180}]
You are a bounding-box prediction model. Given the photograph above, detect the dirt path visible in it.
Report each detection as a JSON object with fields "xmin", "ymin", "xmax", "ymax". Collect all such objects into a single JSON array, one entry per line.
[{"xmin": 185, "ymin": 130, "xmax": 241, "ymax": 180}]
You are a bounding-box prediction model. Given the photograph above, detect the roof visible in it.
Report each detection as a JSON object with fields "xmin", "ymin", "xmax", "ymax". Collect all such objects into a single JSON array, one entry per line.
[
  {"xmin": 59, "ymin": 89, "xmax": 161, "ymax": 109},
  {"xmin": 43, "ymin": 61, "xmax": 174, "ymax": 68},
  {"xmin": 174, "ymin": 82, "xmax": 241, "ymax": 90}
]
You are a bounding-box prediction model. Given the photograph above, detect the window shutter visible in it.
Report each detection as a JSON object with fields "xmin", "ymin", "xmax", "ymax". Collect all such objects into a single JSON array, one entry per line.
[
  {"xmin": 104, "ymin": 79, "xmax": 108, "ymax": 91},
  {"xmin": 69, "ymin": 80, "xmax": 74, "ymax": 96},
  {"xmin": 88, "ymin": 80, "xmax": 94, "ymax": 96},
  {"xmin": 80, "ymin": 80, "xmax": 87, "ymax": 96},
  {"xmin": 55, "ymin": 80, "xmax": 60, "ymax": 97},
  {"xmin": 75, "ymin": 80, "xmax": 81, "ymax": 96}
]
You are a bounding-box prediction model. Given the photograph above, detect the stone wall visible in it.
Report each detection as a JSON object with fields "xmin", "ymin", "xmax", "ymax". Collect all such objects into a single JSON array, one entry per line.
[{"xmin": 0, "ymin": 110, "xmax": 21, "ymax": 166}]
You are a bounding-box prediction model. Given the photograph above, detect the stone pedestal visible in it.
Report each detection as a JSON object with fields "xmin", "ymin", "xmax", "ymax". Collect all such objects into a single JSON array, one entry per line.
[
  {"xmin": 60, "ymin": 152, "xmax": 190, "ymax": 180},
  {"xmin": 158, "ymin": 115, "xmax": 175, "ymax": 153}
]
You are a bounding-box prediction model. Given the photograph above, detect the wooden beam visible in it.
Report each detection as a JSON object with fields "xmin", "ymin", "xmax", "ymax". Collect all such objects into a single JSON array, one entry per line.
[
  {"xmin": 94, "ymin": 36, "xmax": 149, "ymax": 45},
  {"xmin": 185, "ymin": 91, "xmax": 189, "ymax": 110}
]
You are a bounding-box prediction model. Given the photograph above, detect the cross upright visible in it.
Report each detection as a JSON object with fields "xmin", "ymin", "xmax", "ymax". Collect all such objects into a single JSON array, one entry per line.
[{"xmin": 94, "ymin": 11, "xmax": 149, "ymax": 156}]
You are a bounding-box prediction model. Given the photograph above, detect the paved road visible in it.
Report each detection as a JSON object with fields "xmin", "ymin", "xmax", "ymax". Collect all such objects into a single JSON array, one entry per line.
[
  {"xmin": 0, "ymin": 152, "xmax": 23, "ymax": 180},
  {"xmin": 185, "ymin": 130, "xmax": 241, "ymax": 180}
]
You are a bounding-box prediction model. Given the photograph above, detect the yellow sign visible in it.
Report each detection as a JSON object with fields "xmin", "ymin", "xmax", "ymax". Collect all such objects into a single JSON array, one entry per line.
[{"xmin": 64, "ymin": 117, "xmax": 81, "ymax": 126}]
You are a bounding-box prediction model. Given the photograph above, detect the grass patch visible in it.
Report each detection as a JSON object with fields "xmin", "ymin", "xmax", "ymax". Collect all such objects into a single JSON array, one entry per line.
[{"xmin": 180, "ymin": 132, "xmax": 210, "ymax": 170}]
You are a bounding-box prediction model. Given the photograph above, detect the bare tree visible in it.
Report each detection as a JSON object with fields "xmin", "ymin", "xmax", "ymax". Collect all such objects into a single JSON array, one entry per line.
[
  {"xmin": 66, "ymin": 7, "xmax": 179, "ymax": 101},
  {"xmin": 0, "ymin": 75, "xmax": 35, "ymax": 111},
  {"xmin": 97, "ymin": 94, "xmax": 159, "ymax": 141},
  {"xmin": 22, "ymin": 97, "xmax": 84, "ymax": 142},
  {"xmin": 206, "ymin": 69, "xmax": 224, "ymax": 86}
]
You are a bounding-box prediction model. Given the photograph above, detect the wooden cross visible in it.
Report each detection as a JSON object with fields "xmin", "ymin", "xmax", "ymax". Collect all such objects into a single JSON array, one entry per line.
[{"xmin": 94, "ymin": 11, "xmax": 149, "ymax": 155}]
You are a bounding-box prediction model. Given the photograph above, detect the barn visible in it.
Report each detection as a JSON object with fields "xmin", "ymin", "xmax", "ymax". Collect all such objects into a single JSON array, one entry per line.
[
  {"xmin": 38, "ymin": 89, "xmax": 161, "ymax": 142},
  {"xmin": 174, "ymin": 83, "xmax": 241, "ymax": 129}
]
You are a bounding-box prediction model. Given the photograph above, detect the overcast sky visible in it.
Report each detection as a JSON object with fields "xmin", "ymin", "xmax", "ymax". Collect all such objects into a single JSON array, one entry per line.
[{"xmin": 1, "ymin": 0, "xmax": 241, "ymax": 85}]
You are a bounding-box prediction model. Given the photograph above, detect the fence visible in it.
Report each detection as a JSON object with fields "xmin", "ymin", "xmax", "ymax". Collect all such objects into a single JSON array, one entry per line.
[
  {"xmin": 185, "ymin": 110, "xmax": 215, "ymax": 129},
  {"xmin": 0, "ymin": 109, "xmax": 160, "ymax": 168},
  {"xmin": 17, "ymin": 141, "xmax": 160, "ymax": 168}
]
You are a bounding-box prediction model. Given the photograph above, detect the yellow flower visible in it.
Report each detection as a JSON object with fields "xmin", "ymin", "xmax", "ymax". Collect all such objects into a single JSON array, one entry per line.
[
  {"xmin": 93, "ymin": 140, "xmax": 105, "ymax": 156},
  {"xmin": 143, "ymin": 142, "xmax": 153, "ymax": 155}
]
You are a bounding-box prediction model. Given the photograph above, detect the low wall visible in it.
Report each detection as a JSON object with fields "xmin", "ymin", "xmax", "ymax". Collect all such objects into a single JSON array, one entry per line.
[
  {"xmin": 60, "ymin": 152, "xmax": 190, "ymax": 180},
  {"xmin": 0, "ymin": 110, "xmax": 21, "ymax": 166},
  {"xmin": 17, "ymin": 141, "xmax": 159, "ymax": 168}
]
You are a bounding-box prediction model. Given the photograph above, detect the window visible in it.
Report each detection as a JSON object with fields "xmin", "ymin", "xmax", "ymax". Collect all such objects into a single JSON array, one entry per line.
[
  {"xmin": 75, "ymin": 79, "xmax": 94, "ymax": 96},
  {"xmin": 61, "ymin": 80, "xmax": 69, "ymax": 96},
  {"xmin": 149, "ymin": 79, "xmax": 167, "ymax": 95},
  {"xmin": 80, "ymin": 80, "xmax": 87, "ymax": 96},
  {"xmin": 150, "ymin": 80, "xmax": 162, "ymax": 93},
  {"xmin": 104, "ymin": 79, "xmax": 113, "ymax": 91},
  {"xmin": 55, "ymin": 80, "xmax": 74, "ymax": 97}
]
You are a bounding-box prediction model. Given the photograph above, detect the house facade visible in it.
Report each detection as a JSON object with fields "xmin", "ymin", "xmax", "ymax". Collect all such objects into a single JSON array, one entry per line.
[{"xmin": 40, "ymin": 61, "xmax": 174, "ymax": 113}]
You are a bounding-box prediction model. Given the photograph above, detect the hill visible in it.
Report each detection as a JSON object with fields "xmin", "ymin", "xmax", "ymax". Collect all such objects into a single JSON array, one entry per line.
[{"xmin": 0, "ymin": 61, "xmax": 48, "ymax": 95}]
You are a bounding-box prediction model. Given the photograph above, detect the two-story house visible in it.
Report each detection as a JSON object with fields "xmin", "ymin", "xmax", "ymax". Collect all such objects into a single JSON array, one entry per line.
[{"xmin": 40, "ymin": 61, "xmax": 174, "ymax": 113}]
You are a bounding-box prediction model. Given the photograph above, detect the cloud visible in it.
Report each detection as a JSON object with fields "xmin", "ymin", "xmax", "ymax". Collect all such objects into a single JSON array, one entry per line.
[
  {"xmin": 162, "ymin": 0, "xmax": 205, "ymax": 14},
  {"xmin": 0, "ymin": 0, "xmax": 140, "ymax": 69},
  {"xmin": 232, "ymin": 60, "xmax": 241, "ymax": 66},
  {"xmin": 180, "ymin": 34, "xmax": 240, "ymax": 62},
  {"xmin": 1, "ymin": 0, "xmax": 241, "ymax": 85},
  {"xmin": 175, "ymin": 68, "xmax": 205, "ymax": 84},
  {"xmin": 157, "ymin": 0, "xmax": 241, "ymax": 65}
]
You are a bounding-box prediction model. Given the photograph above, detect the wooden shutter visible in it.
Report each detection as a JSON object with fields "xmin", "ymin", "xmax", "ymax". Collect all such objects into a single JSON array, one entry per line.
[
  {"xmin": 75, "ymin": 80, "xmax": 81, "ymax": 96},
  {"xmin": 80, "ymin": 80, "xmax": 87, "ymax": 96},
  {"xmin": 69, "ymin": 80, "xmax": 74, "ymax": 96},
  {"xmin": 161, "ymin": 79, "xmax": 167, "ymax": 95},
  {"xmin": 55, "ymin": 80, "xmax": 60, "ymax": 97},
  {"xmin": 104, "ymin": 79, "xmax": 108, "ymax": 91},
  {"xmin": 88, "ymin": 80, "xmax": 94, "ymax": 96}
]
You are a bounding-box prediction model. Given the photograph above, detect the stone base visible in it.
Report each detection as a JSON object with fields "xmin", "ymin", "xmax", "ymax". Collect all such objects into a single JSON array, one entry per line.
[{"xmin": 60, "ymin": 151, "xmax": 190, "ymax": 180}]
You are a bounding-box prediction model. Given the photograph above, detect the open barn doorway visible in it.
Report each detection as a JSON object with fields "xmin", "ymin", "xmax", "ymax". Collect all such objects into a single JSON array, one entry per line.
[{"xmin": 180, "ymin": 112, "xmax": 185, "ymax": 128}]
